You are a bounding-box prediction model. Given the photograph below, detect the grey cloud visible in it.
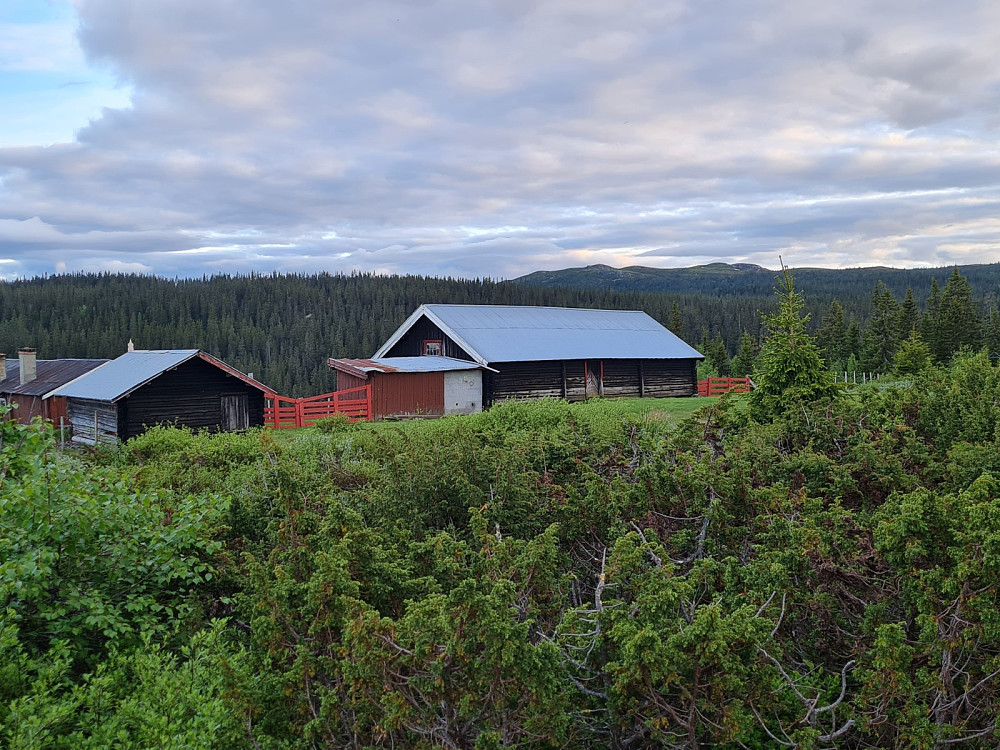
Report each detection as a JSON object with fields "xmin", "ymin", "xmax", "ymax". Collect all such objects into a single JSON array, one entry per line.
[{"xmin": 1, "ymin": 0, "xmax": 1000, "ymax": 278}]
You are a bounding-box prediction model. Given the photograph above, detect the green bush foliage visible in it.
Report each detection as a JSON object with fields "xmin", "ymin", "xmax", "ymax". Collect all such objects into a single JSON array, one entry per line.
[{"xmin": 8, "ymin": 351, "xmax": 1000, "ymax": 746}]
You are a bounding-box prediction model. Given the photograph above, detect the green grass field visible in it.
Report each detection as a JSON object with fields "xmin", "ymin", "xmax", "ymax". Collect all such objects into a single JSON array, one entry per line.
[{"xmin": 271, "ymin": 395, "xmax": 729, "ymax": 450}]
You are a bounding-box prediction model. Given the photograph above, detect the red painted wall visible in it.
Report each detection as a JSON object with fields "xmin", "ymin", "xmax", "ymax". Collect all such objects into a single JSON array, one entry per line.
[{"xmin": 370, "ymin": 372, "xmax": 445, "ymax": 419}]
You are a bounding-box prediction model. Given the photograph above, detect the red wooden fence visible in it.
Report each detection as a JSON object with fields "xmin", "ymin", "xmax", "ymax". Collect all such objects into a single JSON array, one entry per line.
[
  {"xmin": 264, "ymin": 384, "xmax": 372, "ymax": 428},
  {"xmin": 697, "ymin": 377, "xmax": 752, "ymax": 397}
]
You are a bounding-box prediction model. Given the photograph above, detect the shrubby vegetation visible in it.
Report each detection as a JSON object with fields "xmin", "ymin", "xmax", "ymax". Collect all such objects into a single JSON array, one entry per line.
[
  {"xmin": 4, "ymin": 338, "xmax": 1000, "ymax": 746},
  {"xmin": 6, "ymin": 276, "xmax": 1000, "ymax": 747}
]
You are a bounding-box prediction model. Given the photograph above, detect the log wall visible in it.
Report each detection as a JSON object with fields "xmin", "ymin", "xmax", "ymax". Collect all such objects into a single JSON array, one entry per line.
[
  {"xmin": 486, "ymin": 358, "xmax": 698, "ymax": 404},
  {"xmin": 122, "ymin": 358, "xmax": 265, "ymax": 439},
  {"xmin": 66, "ymin": 398, "xmax": 121, "ymax": 445}
]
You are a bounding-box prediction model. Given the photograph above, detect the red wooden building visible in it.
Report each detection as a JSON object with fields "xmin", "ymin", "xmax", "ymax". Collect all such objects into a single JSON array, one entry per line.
[{"xmin": 327, "ymin": 357, "xmax": 486, "ymax": 420}]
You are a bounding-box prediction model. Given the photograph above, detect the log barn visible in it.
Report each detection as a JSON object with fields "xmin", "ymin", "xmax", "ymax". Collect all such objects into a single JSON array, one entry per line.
[
  {"xmin": 327, "ymin": 356, "xmax": 486, "ymax": 420},
  {"xmin": 373, "ymin": 304, "xmax": 703, "ymax": 407},
  {"xmin": 46, "ymin": 349, "xmax": 272, "ymax": 444},
  {"xmin": 0, "ymin": 348, "xmax": 108, "ymax": 426}
]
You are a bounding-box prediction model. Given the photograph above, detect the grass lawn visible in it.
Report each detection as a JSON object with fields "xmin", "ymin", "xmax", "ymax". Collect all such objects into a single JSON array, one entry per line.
[{"xmin": 270, "ymin": 395, "xmax": 733, "ymax": 448}]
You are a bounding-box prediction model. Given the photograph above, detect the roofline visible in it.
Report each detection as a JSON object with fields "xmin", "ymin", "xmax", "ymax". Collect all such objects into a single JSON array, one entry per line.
[
  {"xmin": 196, "ymin": 351, "xmax": 274, "ymax": 394},
  {"xmin": 372, "ymin": 306, "xmax": 427, "ymax": 358},
  {"xmin": 328, "ymin": 356, "xmax": 498, "ymax": 376},
  {"xmin": 108, "ymin": 350, "xmax": 201, "ymax": 402},
  {"xmin": 44, "ymin": 350, "xmax": 273, "ymax": 401},
  {"xmin": 327, "ymin": 358, "xmax": 368, "ymax": 379},
  {"xmin": 406, "ymin": 303, "xmax": 651, "ymax": 314},
  {"xmin": 372, "ymin": 304, "xmax": 490, "ymax": 366},
  {"xmin": 42, "ymin": 358, "xmax": 117, "ymax": 399}
]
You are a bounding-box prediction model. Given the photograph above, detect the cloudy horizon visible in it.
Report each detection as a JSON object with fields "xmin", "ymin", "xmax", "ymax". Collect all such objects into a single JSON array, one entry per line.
[{"xmin": 1, "ymin": 0, "xmax": 1000, "ymax": 280}]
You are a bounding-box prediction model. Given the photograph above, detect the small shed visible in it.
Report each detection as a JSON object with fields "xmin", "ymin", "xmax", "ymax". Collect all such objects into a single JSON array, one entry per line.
[
  {"xmin": 373, "ymin": 304, "xmax": 704, "ymax": 406},
  {"xmin": 0, "ymin": 349, "xmax": 108, "ymax": 426},
  {"xmin": 46, "ymin": 349, "xmax": 272, "ymax": 444},
  {"xmin": 327, "ymin": 356, "xmax": 486, "ymax": 419}
]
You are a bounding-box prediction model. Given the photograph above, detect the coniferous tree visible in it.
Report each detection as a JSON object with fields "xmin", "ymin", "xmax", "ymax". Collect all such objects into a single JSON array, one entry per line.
[
  {"xmin": 893, "ymin": 329, "xmax": 933, "ymax": 375},
  {"xmin": 729, "ymin": 331, "xmax": 758, "ymax": 378},
  {"xmin": 898, "ymin": 287, "xmax": 919, "ymax": 339},
  {"xmin": 860, "ymin": 282, "xmax": 901, "ymax": 373},
  {"xmin": 937, "ymin": 267, "xmax": 982, "ymax": 361},
  {"xmin": 704, "ymin": 333, "xmax": 731, "ymax": 377},
  {"xmin": 750, "ymin": 267, "xmax": 837, "ymax": 420},
  {"xmin": 984, "ymin": 305, "xmax": 1000, "ymax": 362},
  {"xmin": 668, "ymin": 302, "xmax": 685, "ymax": 341},
  {"xmin": 816, "ymin": 300, "xmax": 850, "ymax": 370},
  {"xmin": 921, "ymin": 278, "xmax": 943, "ymax": 359},
  {"xmin": 846, "ymin": 318, "xmax": 861, "ymax": 361}
]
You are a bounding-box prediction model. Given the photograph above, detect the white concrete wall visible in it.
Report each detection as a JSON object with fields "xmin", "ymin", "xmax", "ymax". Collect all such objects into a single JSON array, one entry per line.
[{"xmin": 444, "ymin": 370, "xmax": 482, "ymax": 415}]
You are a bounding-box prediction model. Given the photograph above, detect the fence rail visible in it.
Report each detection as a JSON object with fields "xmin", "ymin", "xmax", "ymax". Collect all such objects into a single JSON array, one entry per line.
[
  {"xmin": 697, "ymin": 377, "xmax": 752, "ymax": 397},
  {"xmin": 264, "ymin": 384, "xmax": 372, "ymax": 428}
]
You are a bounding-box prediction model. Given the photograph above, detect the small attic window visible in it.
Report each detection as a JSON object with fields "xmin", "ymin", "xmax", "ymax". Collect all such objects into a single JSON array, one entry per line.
[{"xmin": 423, "ymin": 339, "xmax": 443, "ymax": 356}]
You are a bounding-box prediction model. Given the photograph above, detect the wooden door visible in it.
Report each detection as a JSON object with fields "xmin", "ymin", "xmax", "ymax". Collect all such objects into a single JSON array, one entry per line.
[
  {"xmin": 221, "ymin": 394, "xmax": 249, "ymax": 431},
  {"xmin": 586, "ymin": 361, "xmax": 601, "ymax": 398}
]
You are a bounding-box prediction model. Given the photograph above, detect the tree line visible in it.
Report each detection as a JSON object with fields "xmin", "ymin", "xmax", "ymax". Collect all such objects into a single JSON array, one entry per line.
[
  {"xmin": 700, "ymin": 267, "xmax": 1000, "ymax": 380},
  {"xmin": 0, "ymin": 267, "xmax": 994, "ymax": 395}
]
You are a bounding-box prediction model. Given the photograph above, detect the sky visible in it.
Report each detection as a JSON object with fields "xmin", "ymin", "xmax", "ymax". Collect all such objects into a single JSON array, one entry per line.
[{"xmin": 1, "ymin": 0, "xmax": 1000, "ymax": 280}]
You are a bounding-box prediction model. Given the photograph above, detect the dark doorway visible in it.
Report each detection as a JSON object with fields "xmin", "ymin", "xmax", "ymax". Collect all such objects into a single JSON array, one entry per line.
[{"xmin": 221, "ymin": 393, "xmax": 249, "ymax": 431}]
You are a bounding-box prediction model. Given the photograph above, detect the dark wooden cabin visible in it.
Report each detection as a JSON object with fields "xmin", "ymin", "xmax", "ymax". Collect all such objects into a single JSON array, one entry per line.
[
  {"xmin": 46, "ymin": 349, "xmax": 272, "ymax": 444},
  {"xmin": 373, "ymin": 304, "xmax": 704, "ymax": 406},
  {"xmin": 0, "ymin": 349, "xmax": 108, "ymax": 426}
]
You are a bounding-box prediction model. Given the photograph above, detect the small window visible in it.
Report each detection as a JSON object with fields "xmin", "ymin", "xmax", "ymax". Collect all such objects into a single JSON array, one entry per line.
[{"xmin": 423, "ymin": 339, "xmax": 443, "ymax": 356}]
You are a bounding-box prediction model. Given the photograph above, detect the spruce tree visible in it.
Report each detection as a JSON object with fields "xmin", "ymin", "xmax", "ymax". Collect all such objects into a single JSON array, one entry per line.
[
  {"xmin": 729, "ymin": 331, "xmax": 759, "ymax": 378},
  {"xmin": 668, "ymin": 302, "xmax": 684, "ymax": 340},
  {"xmin": 816, "ymin": 299, "xmax": 849, "ymax": 369},
  {"xmin": 898, "ymin": 287, "xmax": 919, "ymax": 339},
  {"xmin": 921, "ymin": 278, "xmax": 943, "ymax": 360},
  {"xmin": 750, "ymin": 267, "xmax": 837, "ymax": 420},
  {"xmin": 893, "ymin": 330, "xmax": 933, "ymax": 375},
  {"xmin": 938, "ymin": 267, "xmax": 982, "ymax": 360},
  {"xmin": 860, "ymin": 282, "xmax": 901, "ymax": 372},
  {"xmin": 984, "ymin": 305, "xmax": 1000, "ymax": 362}
]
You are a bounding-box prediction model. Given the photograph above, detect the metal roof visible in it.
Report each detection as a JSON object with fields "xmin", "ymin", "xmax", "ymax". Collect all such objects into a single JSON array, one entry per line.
[
  {"xmin": 328, "ymin": 356, "xmax": 485, "ymax": 378},
  {"xmin": 373, "ymin": 304, "xmax": 704, "ymax": 365},
  {"xmin": 46, "ymin": 350, "xmax": 271, "ymax": 402},
  {"xmin": 0, "ymin": 359, "xmax": 109, "ymax": 397}
]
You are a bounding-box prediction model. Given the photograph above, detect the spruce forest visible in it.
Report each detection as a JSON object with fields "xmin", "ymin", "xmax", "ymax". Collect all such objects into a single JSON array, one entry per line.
[
  {"xmin": 6, "ymin": 268, "xmax": 1000, "ymax": 747},
  {"xmin": 0, "ymin": 264, "xmax": 997, "ymax": 395}
]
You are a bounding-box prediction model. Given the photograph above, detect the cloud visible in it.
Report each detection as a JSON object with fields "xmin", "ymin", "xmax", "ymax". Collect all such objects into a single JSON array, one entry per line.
[{"xmin": 0, "ymin": 0, "xmax": 999, "ymax": 278}]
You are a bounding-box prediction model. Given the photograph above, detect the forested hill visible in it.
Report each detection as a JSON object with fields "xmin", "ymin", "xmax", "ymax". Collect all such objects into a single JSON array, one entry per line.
[
  {"xmin": 517, "ymin": 261, "xmax": 1000, "ymax": 305},
  {"xmin": 3, "ymin": 264, "xmax": 996, "ymax": 396},
  {"xmin": 0, "ymin": 272, "xmax": 756, "ymax": 397}
]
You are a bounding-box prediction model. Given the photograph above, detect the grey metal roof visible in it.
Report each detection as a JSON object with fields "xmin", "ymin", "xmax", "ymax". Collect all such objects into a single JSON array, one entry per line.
[
  {"xmin": 46, "ymin": 349, "xmax": 273, "ymax": 402},
  {"xmin": 329, "ymin": 356, "xmax": 484, "ymax": 377},
  {"xmin": 46, "ymin": 350, "xmax": 201, "ymax": 402},
  {"xmin": 374, "ymin": 304, "xmax": 704, "ymax": 365},
  {"xmin": 0, "ymin": 359, "xmax": 110, "ymax": 397}
]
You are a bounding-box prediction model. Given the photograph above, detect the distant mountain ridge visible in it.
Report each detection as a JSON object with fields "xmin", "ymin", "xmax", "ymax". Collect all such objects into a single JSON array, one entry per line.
[{"xmin": 515, "ymin": 262, "xmax": 1000, "ymax": 304}]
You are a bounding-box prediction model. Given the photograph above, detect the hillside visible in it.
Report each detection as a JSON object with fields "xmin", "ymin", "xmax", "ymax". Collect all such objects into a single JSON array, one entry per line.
[
  {"xmin": 1, "ymin": 263, "xmax": 996, "ymax": 396},
  {"xmin": 0, "ymin": 273, "xmax": 746, "ymax": 396},
  {"xmin": 517, "ymin": 261, "xmax": 1000, "ymax": 304}
]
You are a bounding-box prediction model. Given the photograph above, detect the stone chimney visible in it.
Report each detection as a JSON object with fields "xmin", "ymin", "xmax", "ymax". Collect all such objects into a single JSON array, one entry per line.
[
  {"xmin": 18, "ymin": 348, "xmax": 36, "ymax": 386},
  {"xmin": 0, "ymin": 354, "xmax": 6, "ymax": 382},
  {"xmin": 127, "ymin": 339, "xmax": 135, "ymax": 352}
]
